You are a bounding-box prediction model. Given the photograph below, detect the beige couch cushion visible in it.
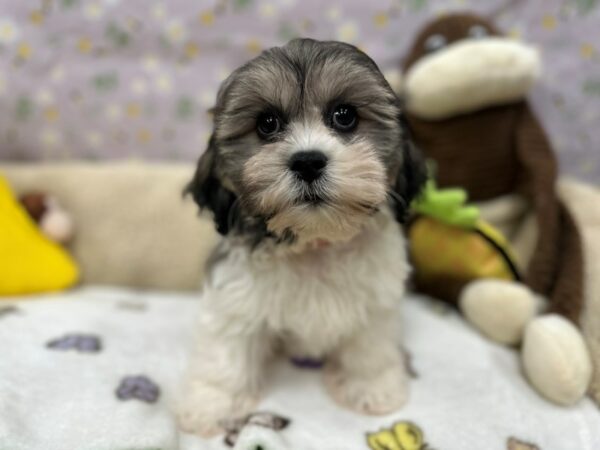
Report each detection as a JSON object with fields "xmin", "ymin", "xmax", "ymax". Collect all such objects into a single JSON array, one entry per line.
[{"xmin": 1, "ymin": 162, "xmax": 218, "ymax": 291}]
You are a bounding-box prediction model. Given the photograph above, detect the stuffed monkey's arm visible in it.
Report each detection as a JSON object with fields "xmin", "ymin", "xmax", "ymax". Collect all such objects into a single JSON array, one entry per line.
[
  {"xmin": 514, "ymin": 104, "xmax": 559, "ymax": 295},
  {"xmin": 515, "ymin": 104, "xmax": 584, "ymax": 325},
  {"xmin": 546, "ymin": 202, "xmax": 585, "ymax": 324}
]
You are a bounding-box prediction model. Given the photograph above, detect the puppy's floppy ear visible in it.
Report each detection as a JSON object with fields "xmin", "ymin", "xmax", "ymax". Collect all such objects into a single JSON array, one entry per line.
[
  {"xmin": 185, "ymin": 136, "xmax": 237, "ymax": 235},
  {"xmin": 391, "ymin": 116, "xmax": 428, "ymax": 223}
]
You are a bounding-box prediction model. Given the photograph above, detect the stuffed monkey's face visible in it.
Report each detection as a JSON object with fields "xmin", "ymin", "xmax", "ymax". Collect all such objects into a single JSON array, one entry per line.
[{"xmin": 403, "ymin": 14, "xmax": 541, "ymax": 120}]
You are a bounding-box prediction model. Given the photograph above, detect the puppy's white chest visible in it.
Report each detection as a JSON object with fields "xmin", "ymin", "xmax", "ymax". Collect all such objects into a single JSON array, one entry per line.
[{"xmin": 204, "ymin": 212, "xmax": 408, "ymax": 356}]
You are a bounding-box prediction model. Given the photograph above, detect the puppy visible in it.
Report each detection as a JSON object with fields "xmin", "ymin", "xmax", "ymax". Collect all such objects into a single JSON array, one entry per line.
[{"xmin": 178, "ymin": 38, "xmax": 426, "ymax": 436}]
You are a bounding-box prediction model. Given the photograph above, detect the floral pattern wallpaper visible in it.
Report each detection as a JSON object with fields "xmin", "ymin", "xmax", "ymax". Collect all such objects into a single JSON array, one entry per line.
[{"xmin": 0, "ymin": 0, "xmax": 598, "ymax": 183}]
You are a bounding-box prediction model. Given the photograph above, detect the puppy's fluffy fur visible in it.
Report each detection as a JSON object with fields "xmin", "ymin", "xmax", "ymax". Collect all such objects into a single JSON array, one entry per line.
[{"xmin": 179, "ymin": 38, "xmax": 426, "ymax": 436}]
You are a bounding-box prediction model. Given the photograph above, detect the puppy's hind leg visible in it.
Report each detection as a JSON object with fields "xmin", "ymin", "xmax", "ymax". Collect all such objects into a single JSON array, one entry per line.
[
  {"xmin": 323, "ymin": 316, "xmax": 409, "ymax": 415},
  {"xmin": 177, "ymin": 328, "xmax": 271, "ymax": 437}
]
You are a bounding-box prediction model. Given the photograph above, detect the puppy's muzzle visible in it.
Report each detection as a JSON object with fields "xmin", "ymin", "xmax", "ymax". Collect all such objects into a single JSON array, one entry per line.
[{"xmin": 289, "ymin": 150, "xmax": 328, "ymax": 183}]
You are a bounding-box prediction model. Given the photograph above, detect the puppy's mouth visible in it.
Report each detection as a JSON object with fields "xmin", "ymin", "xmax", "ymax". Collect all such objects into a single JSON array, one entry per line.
[
  {"xmin": 299, "ymin": 192, "xmax": 325, "ymax": 205},
  {"xmin": 294, "ymin": 180, "xmax": 328, "ymax": 206}
]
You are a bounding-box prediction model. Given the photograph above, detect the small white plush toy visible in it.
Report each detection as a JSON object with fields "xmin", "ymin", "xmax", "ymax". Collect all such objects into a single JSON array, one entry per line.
[{"xmin": 20, "ymin": 192, "xmax": 74, "ymax": 244}]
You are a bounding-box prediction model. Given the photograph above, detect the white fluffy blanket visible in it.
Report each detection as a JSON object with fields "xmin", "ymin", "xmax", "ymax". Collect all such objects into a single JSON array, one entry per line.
[{"xmin": 0, "ymin": 287, "xmax": 598, "ymax": 450}]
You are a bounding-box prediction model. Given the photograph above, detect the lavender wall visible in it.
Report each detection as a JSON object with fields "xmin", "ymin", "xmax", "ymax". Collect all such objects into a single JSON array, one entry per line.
[{"xmin": 0, "ymin": 0, "xmax": 598, "ymax": 183}]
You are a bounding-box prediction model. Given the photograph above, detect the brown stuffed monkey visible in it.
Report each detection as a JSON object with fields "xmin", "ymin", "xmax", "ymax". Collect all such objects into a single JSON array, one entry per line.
[{"xmin": 401, "ymin": 13, "xmax": 594, "ymax": 406}]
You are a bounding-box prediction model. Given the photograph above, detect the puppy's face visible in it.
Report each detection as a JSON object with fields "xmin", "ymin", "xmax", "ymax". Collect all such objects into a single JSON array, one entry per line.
[{"xmin": 189, "ymin": 39, "xmax": 425, "ymax": 245}]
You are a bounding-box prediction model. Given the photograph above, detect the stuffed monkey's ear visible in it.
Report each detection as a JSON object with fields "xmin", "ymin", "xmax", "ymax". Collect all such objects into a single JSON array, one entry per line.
[
  {"xmin": 391, "ymin": 118, "xmax": 428, "ymax": 223},
  {"xmin": 185, "ymin": 136, "xmax": 237, "ymax": 235}
]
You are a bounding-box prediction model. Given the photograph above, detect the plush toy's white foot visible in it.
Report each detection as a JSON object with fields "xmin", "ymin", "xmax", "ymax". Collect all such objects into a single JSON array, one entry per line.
[
  {"xmin": 460, "ymin": 279, "xmax": 538, "ymax": 345},
  {"xmin": 323, "ymin": 362, "xmax": 408, "ymax": 415},
  {"xmin": 522, "ymin": 314, "xmax": 592, "ymax": 406},
  {"xmin": 177, "ymin": 380, "xmax": 257, "ymax": 437}
]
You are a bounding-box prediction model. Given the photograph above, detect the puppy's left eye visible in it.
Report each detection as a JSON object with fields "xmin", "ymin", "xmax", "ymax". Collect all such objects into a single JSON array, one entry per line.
[
  {"xmin": 256, "ymin": 112, "xmax": 281, "ymax": 139},
  {"xmin": 331, "ymin": 104, "xmax": 358, "ymax": 132}
]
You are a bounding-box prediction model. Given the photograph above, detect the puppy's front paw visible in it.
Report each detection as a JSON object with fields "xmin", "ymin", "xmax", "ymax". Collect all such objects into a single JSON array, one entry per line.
[
  {"xmin": 176, "ymin": 380, "xmax": 257, "ymax": 438},
  {"xmin": 323, "ymin": 363, "xmax": 408, "ymax": 415}
]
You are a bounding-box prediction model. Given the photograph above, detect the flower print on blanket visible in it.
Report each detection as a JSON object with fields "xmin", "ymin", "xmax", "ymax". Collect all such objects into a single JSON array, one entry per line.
[
  {"xmin": 0, "ymin": 305, "xmax": 20, "ymax": 318},
  {"xmin": 116, "ymin": 375, "xmax": 161, "ymax": 404},
  {"xmin": 221, "ymin": 411, "xmax": 291, "ymax": 447},
  {"xmin": 507, "ymin": 437, "xmax": 541, "ymax": 450},
  {"xmin": 46, "ymin": 333, "xmax": 102, "ymax": 352},
  {"xmin": 367, "ymin": 421, "xmax": 430, "ymax": 450}
]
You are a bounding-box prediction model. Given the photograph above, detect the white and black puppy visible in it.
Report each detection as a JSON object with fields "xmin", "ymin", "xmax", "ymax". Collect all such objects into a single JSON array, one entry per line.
[{"xmin": 179, "ymin": 38, "xmax": 426, "ymax": 436}]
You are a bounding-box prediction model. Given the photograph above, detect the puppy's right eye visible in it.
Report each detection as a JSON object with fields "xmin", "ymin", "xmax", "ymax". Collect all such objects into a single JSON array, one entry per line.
[{"xmin": 256, "ymin": 112, "xmax": 281, "ymax": 139}]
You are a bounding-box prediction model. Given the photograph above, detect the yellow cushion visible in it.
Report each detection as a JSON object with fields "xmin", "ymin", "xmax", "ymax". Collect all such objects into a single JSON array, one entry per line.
[{"xmin": 0, "ymin": 175, "xmax": 78, "ymax": 296}]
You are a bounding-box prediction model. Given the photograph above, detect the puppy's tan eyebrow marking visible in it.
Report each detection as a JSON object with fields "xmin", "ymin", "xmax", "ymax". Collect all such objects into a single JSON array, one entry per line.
[
  {"xmin": 218, "ymin": 102, "xmax": 290, "ymax": 143},
  {"xmin": 220, "ymin": 129, "xmax": 253, "ymax": 143}
]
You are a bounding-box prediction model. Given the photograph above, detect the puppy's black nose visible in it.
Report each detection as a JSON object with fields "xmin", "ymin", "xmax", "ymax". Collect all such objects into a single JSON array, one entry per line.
[{"xmin": 289, "ymin": 150, "xmax": 328, "ymax": 183}]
